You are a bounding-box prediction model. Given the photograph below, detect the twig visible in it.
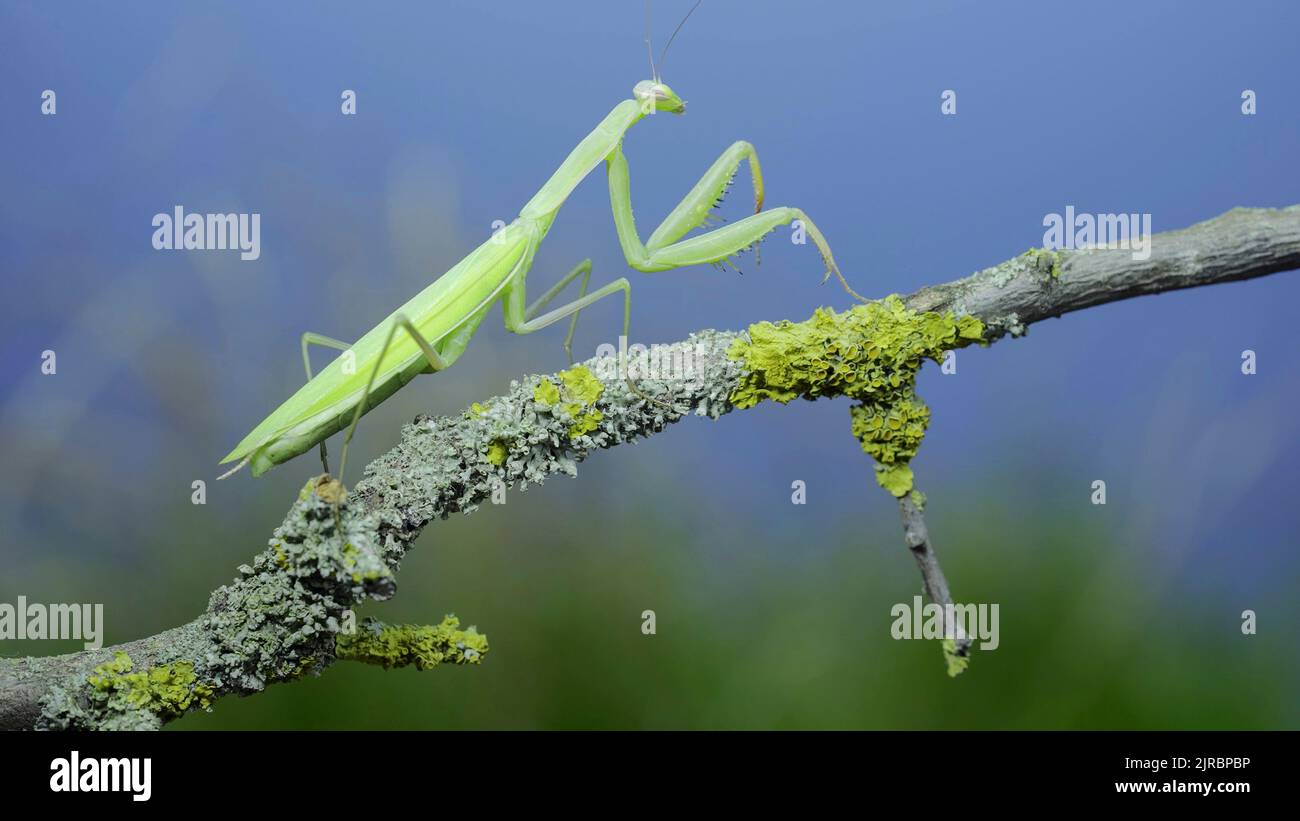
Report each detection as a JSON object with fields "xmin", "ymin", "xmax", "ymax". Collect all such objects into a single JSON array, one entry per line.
[{"xmin": 898, "ymin": 492, "xmax": 973, "ymax": 665}]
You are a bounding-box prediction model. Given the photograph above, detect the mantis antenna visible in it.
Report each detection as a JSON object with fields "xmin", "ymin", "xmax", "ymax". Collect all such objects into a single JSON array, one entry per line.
[
  {"xmin": 644, "ymin": 0, "xmax": 658, "ymax": 81},
  {"xmin": 658, "ymin": 0, "xmax": 704, "ymax": 77}
]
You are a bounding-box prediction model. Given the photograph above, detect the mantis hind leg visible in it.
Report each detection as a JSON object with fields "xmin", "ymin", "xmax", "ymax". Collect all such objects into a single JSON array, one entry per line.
[
  {"xmin": 336, "ymin": 314, "xmax": 450, "ymax": 487},
  {"xmin": 301, "ymin": 332, "xmax": 353, "ymax": 475},
  {"xmin": 606, "ymin": 143, "xmax": 868, "ymax": 303}
]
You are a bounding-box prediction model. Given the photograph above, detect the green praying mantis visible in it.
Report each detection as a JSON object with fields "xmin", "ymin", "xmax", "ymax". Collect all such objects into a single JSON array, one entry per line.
[{"xmin": 219, "ymin": 2, "xmax": 866, "ymax": 484}]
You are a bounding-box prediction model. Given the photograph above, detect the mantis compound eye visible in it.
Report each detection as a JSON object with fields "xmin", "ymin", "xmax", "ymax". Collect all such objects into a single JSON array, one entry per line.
[
  {"xmin": 633, "ymin": 80, "xmax": 685, "ymax": 114},
  {"xmin": 633, "ymin": 80, "xmax": 664, "ymax": 101}
]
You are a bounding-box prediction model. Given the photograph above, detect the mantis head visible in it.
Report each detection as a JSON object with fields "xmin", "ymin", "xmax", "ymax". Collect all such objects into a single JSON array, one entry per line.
[
  {"xmin": 633, "ymin": 80, "xmax": 686, "ymax": 114},
  {"xmin": 638, "ymin": 0, "xmax": 700, "ymax": 114}
]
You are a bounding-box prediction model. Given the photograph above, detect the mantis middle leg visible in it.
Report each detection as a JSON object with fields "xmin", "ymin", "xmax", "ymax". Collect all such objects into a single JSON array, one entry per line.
[
  {"xmin": 503, "ymin": 270, "xmax": 631, "ymax": 339},
  {"xmin": 525, "ymin": 258, "xmax": 594, "ymax": 362},
  {"xmin": 506, "ymin": 259, "xmax": 681, "ymax": 410}
]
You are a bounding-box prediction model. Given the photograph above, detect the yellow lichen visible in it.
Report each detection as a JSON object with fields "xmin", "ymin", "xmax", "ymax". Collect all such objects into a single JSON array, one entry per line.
[
  {"xmin": 728, "ymin": 295, "xmax": 984, "ymax": 496},
  {"xmin": 532, "ymin": 365, "xmax": 606, "ymax": 441},
  {"xmin": 87, "ymin": 652, "xmax": 214, "ymax": 719},
  {"xmin": 485, "ymin": 439, "xmax": 509, "ymax": 466},
  {"xmin": 335, "ymin": 615, "xmax": 489, "ymax": 670},
  {"xmin": 568, "ymin": 408, "xmax": 604, "ymax": 438},
  {"xmin": 558, "ymin": 365, "xmax": 604, "ymax": 405},
  {"xmin": 533, "ymin": 379, "xmax": 561, "ymax": 406},
  {"xmin": 943, "ymin": 637, "xmax": 970, "ymax": 677}
]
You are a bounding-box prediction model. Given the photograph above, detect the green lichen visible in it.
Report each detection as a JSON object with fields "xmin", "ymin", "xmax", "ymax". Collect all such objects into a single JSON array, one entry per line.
[
  {"xmin": 909, "ymin": 489, "xmax": 927, "ymax": 511},
  {"xmin": 942, "ymin": 638, "xmax": 970, "ymax": 677},
  {"xmin": 486, "ymin": 364, "xmax": 604, "ymax": 460},
  {"xmin": 532, "ymin": 365, "xmax": 607, "ymax": 441},
  {"xmin": 567, "ymin": 408, "xmax": 604, "ymax": 438},
  {"xmin": 850, "ymin": 394, "xmax": 930, "ymax": 495},
  {"xmin": 728, "ymin": 295, "xmax": 984, "ymax": 497},
  {"xmin": 201, "ymin": 480, "xmax": 395, "ymax": 692},
  {"xmin": 86, "ymin": 652, "xmax": 214, "ymax": 720},
  {"xmin": 335, "ymin": 616, "xmax": 489, "ymax": 670},
  {"xmin": 559, "ymin": 365, "xmax": 604, "ymax": 405},
  {"xmin": 532, "ymin": 379, "xmax": 561, "ymax": 406},
  {"xmin": 485, "ymin": 439, "xmax": 509, "ymax": 465},
  {"xmin": 1022, "ymin": 247, "xmax": 1062, "ymax": 279}
]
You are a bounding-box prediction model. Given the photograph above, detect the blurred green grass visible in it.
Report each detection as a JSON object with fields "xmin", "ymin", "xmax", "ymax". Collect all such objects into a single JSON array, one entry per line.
[
  {"xmin": 5, "ymin": 436, "xmax": 1294, "ymax": 729},
  {"xmin": 167, "ymin": 482, "xmax": 1294, "ymax": 730}
]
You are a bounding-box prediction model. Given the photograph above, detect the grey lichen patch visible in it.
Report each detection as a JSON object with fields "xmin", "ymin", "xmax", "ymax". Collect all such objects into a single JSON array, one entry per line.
[
  {"xmin": 197, "ymin": 477, "xmax": 396, "ymax": 692},
  {"xmin": 969, "ymin": 247, "xmax": 1063, "ymax": 292},
  {"xmin": 1022, "ymin": 247, "xmax": 1063, "ymax": 279},
  {"xmin": 352, "ymin": 330, "xmax": 745, "ymax": 558},
  {"xmin": 942, "ymin": 246, "xmax": 1071, "ymax": 341},
  {"xmin": 988, "ymin": 312, "xmax": 1027, "ymax": 338},
  {"xmin": 37, "ymin": 478, "xmax": 400, "ymax": 729}
]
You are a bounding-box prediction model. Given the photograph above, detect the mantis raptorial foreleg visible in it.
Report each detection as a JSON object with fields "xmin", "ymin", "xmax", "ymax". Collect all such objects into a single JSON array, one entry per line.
[
  {"xmin": 645, "ymin": 140, "xmax": 764, "ymax": 250},
  {"xmin": 607, "ymin": 143, "xmax": 868, "ymax": 303},
  {"xmin": 301, "ymin": 332, "xmax": 354, "ymax": 473}
]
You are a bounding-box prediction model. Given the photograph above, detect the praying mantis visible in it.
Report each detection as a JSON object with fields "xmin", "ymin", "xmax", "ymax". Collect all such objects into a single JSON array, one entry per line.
[{"xmin": 219, "ymin": 4, "xmax": 866, "ymax": 484}]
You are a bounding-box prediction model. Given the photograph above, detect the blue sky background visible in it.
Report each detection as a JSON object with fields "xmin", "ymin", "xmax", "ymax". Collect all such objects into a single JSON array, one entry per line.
[{"xmin": 0, "ymin": 1, "xmax": 1296, "ymax": 727}]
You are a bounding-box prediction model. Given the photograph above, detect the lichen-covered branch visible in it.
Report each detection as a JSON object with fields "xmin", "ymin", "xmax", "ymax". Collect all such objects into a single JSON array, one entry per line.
[
  {"xmin": 2, "ymin": 205, "xmax": 1296, "ymax": 729},
  {"xmin": 903, "ymin": 205, "xmax": 1300, "ymax": 332}
]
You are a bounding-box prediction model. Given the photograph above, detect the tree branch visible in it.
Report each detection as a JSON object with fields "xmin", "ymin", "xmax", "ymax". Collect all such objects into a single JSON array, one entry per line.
[{"xmin": 3, "ymin": 205, "xmax": 1296, "ymax": 729}]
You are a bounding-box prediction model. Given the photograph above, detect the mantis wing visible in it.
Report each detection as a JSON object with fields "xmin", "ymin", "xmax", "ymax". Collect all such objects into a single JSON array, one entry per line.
[{"xmin": 220, "ymin": 225, "xmax": 533, "ymax": 471}]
